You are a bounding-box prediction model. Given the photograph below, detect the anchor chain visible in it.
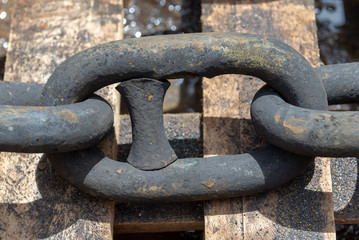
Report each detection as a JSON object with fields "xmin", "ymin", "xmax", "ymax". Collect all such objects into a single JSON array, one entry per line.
[{"xmin": 0, "ymin": 32, "xmax": 358, "ymax": 202}]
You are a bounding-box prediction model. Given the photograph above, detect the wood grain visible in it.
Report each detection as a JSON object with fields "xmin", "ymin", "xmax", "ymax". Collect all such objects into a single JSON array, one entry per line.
[
  {"xmin": 0, "ymin": 0, "xmax": 123, "ymax": 239},
  {"xmin": 115, "ymin": 202, "xmax": 204, "ymax": 233},
  {"xmin": 332, "ymin": 157, "xmax": 359, "ymax": 224},
  {"xmin": 201, "ymin": 0, "xmax": 336, "ymax": 239}
]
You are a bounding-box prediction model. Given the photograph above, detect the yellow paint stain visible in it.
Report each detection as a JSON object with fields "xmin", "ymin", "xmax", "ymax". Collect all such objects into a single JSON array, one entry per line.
[
  {"xmin": 282, "ymin": 116, "xmax": 307, "ymax": 134},
  {"xmin": 54, "ymin": 110, "xmax": 78, "ymax": 123},
  {"xmin": 0, "ymin": 107, "xmax": 43, "ymax": 119},
  {"xmin": 274, "ymin": 113, "xmax": 280, "ymax": 123},
  {"xmin": 201, "ymin": 179, "xmax": 216, "ymax": 189},
  {"xmin": 149, "ymin": 186, "xmax": 162, "ymax": 191},
  {"xmin": 148, "ymin": 94, "xmax": 153, "ymax": 101}
]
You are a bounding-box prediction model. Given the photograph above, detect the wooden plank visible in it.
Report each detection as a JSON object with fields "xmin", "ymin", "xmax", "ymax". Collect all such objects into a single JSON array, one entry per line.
[
  {"xmin": 115, "ymin": 113, "xmax": 203, "ymax": 233},
  {"xmin": 115, "ymin": 202, "xmax": 204, "ymax": 233},
  {"xmin": 332, "ymin": 157, "xmax": 359, "ymax": 224},
  {"xmin": 0, "ymin": 0, "xmax": 123, "ymax": 239},
  {"xmin": 0, "ymin": 0, "xmax": 12, "ymax": 59},
  {"xmin": 201, "ymin": 0, "xmax": 336, "ymax": 239}
]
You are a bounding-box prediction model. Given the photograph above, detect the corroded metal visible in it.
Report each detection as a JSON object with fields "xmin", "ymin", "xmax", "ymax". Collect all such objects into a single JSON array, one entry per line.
[
  {"xmin": 251, "ymin": 62, "xmax": 359, "ymax": 157},
  {"xmin": 42, "ymin": 32, "xmax": 328, "ymax": 202},
  {"xmin": 316, "ymin": 62, "xmax": 359, "ymax": 104},
  {"xmin": 0, "ymin": 81, "xmax": 43, "ymax": 106},
  {"xmin": 40, "ymin": 32, "xmax": 327, "ymax": 110},
  {"xmin": 117, "ymin": 78, "xmax": 177, "ymax": 170},
  {"xmin": 49, "ymin": 146, "xmax": 312, "ymax": 202},
  {"xmin": 2, "ymin": 33, "xmax": 357, "ymax": 201},
  {"xmin": 0, "ymin": 82, "xmax": 113, "ymax": 153}
]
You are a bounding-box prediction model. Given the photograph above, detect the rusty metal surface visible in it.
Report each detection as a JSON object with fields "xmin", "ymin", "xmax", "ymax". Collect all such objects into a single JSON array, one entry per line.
[
  {"xmin": 0, "ymin": 82, "xmax": 113, "ymax": 153},
  {"xmin": 48, "ymin": 146, "xmax": 312, "ymax": 202},
  {"xmin": 2, "ymin": 33, "xmax": 356, "ymax": 201},
  {"xmin": 40, "ymin": 32, "xmax": 327, "ymax": 110},
  {"xmin": 251, "ymin": 62, "xmax": 359, "ymax": 157},
  {"xmin": 41, "ymin": 33, "xmax": 329, "ymax": 202},
  {"xmin": 0, "ymin": 81, "xmax": 43, "ymax": 106},
  {"xmin": 117, "ymin": 78, "xmax": 177, "ymax": 170},
  {"xmin": 117, "ymin": 113, "xmax": 203, "ymax": 160},
  {"xmin": 316, "ymin": 62, "xmax": 359, "ymax": 104}
]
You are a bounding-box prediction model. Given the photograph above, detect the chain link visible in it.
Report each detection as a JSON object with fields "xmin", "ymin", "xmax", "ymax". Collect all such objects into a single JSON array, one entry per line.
[
  {"xmin": 0, "ymin": 82, "xmax": 113, "ymax": 153},
  {"xmin": 1, "ymin": 32, "xmax": 357, "ymax": 202}
]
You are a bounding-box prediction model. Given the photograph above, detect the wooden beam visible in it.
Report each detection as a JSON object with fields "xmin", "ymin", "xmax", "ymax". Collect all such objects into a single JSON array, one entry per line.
[
  {"xmin": 201, "ymin": 0, "xmax": 336, "ymax": 239},
  {"xmin": 0, "ymin": 0, "xmax": 123, "ymax": 239},
  {"xmin": 332, "ymin": 157, "xmax": 359, "ymax": 224},
  {"xmin": 115, "ymin": 202, "xmax": 204, "ymax": 233}
]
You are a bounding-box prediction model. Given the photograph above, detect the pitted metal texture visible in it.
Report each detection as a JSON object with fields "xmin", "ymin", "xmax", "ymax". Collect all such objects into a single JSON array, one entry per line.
[
  {"xmin": 42, "ymin": 32, "xmax": 327, "ymax": 202},
  {"xmin": 0, "ymin": 33, "xmax": 358, "ymax": 202},
  {"xmin": 0, "ymin": 82, "xmax": 113, "ymax": 153},
  {"xmin": 251, "ymin": 62, "xmax": 359, "ymax": 157}
]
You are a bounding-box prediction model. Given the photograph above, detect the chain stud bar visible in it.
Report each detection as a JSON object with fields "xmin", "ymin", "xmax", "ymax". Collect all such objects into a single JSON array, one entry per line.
[{"xmin": 117, "ymin": 78, "xmax": 177, "ymax": 170}]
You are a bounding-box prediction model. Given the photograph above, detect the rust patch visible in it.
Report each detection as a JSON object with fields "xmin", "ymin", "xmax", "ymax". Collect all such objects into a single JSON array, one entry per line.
[
  {"xmin": 54, "ymin": 109, "xmax": 78, "ymax": 123},
  {"xmin": 149, "ymin": 186, "xmax": 163, "ymax": 192},
  {"xmin": 274, "ymin": 113, "xmax": 280, "ymax": 123},
  {"xmin": 148, "ymin": 94, "xmax": 153, "ymax": 101},
  {"xmin": 283, "ymin": 116, "xmax": 307, "ymax": 134},
  {"xmin": 201, "ymin": 179, "xmax": 216, "ymax": 189}
]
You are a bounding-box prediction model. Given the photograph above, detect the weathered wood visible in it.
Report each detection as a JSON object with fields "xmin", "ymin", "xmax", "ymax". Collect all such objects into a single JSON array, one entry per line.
[
  {"xmin": 202, "ymin": 0, "xmax": 336, "ymax": 239},
  {"xmin": 332, "ymin": 157, "xmax": 359, "ymax": 224},
  {"xmin": 115, "ymin": 113, "xmax": 203, "ymax": 233},
  {"xmin": 0, "ymin": 0, "xmax": 123, "ymax": 239},
  {"xmin": 114, "ymin": 231, "xmax": 203, "ymax": 240},
  {"xmin": 115, "ymin": 202, "xmax": 204, "ymax": 233},
  {"xmin": 0, "ymin": 0, "xmax": 12, "ymax": 58}
]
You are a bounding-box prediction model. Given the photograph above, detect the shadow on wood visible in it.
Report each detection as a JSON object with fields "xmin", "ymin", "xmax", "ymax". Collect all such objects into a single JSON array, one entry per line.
[{"xmin": 0, "ymin": 154, "xmax": 112, "ymax": 239}]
